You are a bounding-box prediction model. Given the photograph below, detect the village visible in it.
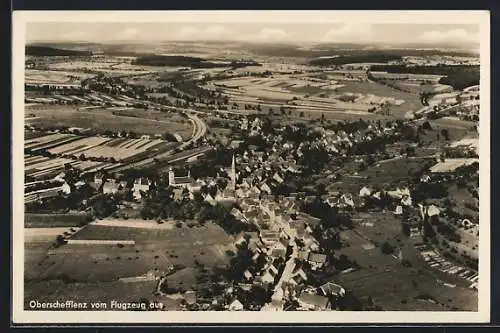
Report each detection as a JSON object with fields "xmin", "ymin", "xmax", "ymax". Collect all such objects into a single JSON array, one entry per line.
[
  {"xmin": 25, "ymin": 105, "xmax": 479, "ymax": 311},
  {"xmin": 23, "ymin": 35, "xmax": 481, "ymax": 312}
]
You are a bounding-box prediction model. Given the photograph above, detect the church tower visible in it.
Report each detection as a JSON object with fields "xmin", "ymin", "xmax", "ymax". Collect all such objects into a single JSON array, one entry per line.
[{"xmin": 230, "ymin": 154, "xmax": 236, "ymax": 191}]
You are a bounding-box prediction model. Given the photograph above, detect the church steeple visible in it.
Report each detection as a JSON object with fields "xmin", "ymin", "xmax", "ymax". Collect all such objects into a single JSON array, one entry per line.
[{"xmin": 231, "ymin": 154, "xmax": 236, "ymax": 191}]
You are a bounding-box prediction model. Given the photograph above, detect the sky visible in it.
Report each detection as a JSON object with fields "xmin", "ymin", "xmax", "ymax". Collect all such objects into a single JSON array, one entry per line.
[{"xmin": 26, "ymin": 22, "xmax": 480, "ymax": 46}]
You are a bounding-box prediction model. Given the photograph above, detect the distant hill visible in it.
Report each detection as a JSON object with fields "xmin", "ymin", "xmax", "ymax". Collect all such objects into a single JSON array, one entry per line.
[
  {"xmin": 310, "ymin": 53, "xmax": 403, "ymax": 66},
  {"xmin": 26, "ymin": 45, "xmax": 92, "ymax": 56},
  {"xmin": 132, "ymin": 55, "xmax": 223, "ymax": 69},
  {"xmin": 369, "ymin": 64, "xmax": 480, "ymax": 90}
]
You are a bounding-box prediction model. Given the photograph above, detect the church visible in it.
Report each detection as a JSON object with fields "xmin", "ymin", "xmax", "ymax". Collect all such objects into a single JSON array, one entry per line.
[
  {"xmin": 168, "ymin": 167, "xmax": 203, "ymax": 192},
  {"xmin": 215, "ymin": 154, "xmax": 237, "ymax": 203}
]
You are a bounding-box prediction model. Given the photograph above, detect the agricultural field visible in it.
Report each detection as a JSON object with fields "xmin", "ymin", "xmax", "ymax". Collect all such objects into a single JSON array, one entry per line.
[
  {"xmin": 25, "ymin": 105, "xmax": 192, "ymax": 139},
  {"xmin": 25, "ymin": 133, "xmax": 79, "ymax": 149},
  {"xmin": 25, "ymin": 156, "xmax": 107, "ymax": 180},
  {"xmin": 370, "ymin": 72, "xmax": 445, "ymax": 83},
  {"xmin": 46, "ymin": 58, "xmax": 164, "ymax": 76},
  {"xmin": 47, "ymin": 136, "xmax": 166, "ymax": 161},
  {"xmin": 215, "ymin": 73, "xmax": 423, "ymax": 120},
  {"xmin": 24, "ymin": 132, "xmax": 180, "ymax": 179},
  {"xmin": 25, "ymin": 153, "xmax": 107, "ymax": 178},
  {"xmin": 429, "ymin": 158, "xmax": 478, "ymax": 173},
  {"xmin": 25, "ymin": 69, "xmax": 95, "ymax": 86},
  {"xmin": 335, "ymin": 81, "xmax": 423, "ymax": 118}
]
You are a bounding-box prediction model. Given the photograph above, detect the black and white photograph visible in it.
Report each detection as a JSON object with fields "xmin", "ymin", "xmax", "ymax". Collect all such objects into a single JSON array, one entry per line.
[{"xmin": 12, "ymin": 10, "xmax": 490, "ymax": 323}]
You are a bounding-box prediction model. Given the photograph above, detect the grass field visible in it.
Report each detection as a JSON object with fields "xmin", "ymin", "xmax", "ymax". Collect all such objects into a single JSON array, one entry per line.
[
  {"xmin": 328, "ymin": 157, "xmax": 434, "ymax": 194},
  {"xmin": 25, "ymin": 227, "xmax": 78, "ymax": 243},
  {"xmin": 25, "ymin": 213, "xmax": 92, "ymax": 228},
  {"xmin": 26, "ymin": 222, "xmax": 234, "ymax": 283},
  {"xmin": 417, "ymin": 119, "xmax": 476, "ymax": 149},
  {"xmin": 336, "ymin": 81, "xmax": 423, "ymax": 118},
  {"xmin": 24, "ymin": 221, "xmax": 235, "ymax": 307},
  {"xmin": 332, "ymin": 211, "xmax": 477, "ymax": 311}
]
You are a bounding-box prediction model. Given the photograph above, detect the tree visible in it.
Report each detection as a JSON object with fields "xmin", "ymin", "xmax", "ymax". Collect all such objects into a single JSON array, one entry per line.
[
  {"xmin": 401, "ymin": 259, "xmax": 412, "ymax": 268},
  {"xmin": 401, "ymin": 223, "xmax": 411, "ymax": 237},
  {"xmin": 366, "ymin": 155, "xmax": 375, "ymax": 166},
  {"xmin": 337, "ymin": 291, "xmax": 363, "ymax": 311},
  {"xmin": 315, "ymin": 183, "xmax": 327, "ymax": 196},
  {"xmin": 422, "ymin": 121, "xmax": 433, "ymax": 131},
  {"xmin": 54, "ymin": 234, "xmax": 66, "ymax": 247},
  {"xmin": 440, "ymin": 129, "xmax": 450, "ymax": 141},
  {"xmin": 380, "ymin": 241, "xmax": 395, "ymax": 255},
  {"xmin": 405, "ymin": 146, "xmax": 416, "ymax": 157}
]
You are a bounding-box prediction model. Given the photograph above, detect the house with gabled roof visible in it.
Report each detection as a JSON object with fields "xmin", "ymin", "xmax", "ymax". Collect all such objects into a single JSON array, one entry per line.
[
  {"xmin": 248, "ymin": 238, "xmax": 264, "ymax": 255},
  {"xmin": 261, "ymin": 263, "xmax": 279, "ymax": 284},
  {"xmin": 133, "ymin": 177, "xmax": 151, "ymax": 195},
  {"xmin": 288, "ymin": 268, "xmax": 308, "ymax": 287},
  {"xmin": 303, "ymin": 234, "xmax": 320, "ymax": 252},
  {"xmin": 235, "ymin": 188, "xmax": 246, "ymax": 199},
  {"xmin": 307, "ymin": 252, "xmax": 328, "ymax": 270},
  {"xmin": 228, "ymin": 299, "xmax": 244, "ymax": 311},
  {"xmin": 94, "ymin": 172, "xmax": 105, "ymax": 186},
  {"xmin": 319, "ymin": 282, "xmax": 346, "ymax": 298},
  {"xmin": 401, "ymin": 195, "xmax": 412, "ymax": 206},
  {"xmin": 243, "ymin": 269, "xmax": 253, "ymax": 281},
  {"xmin": 203, "ymin": 193, "xmax": 217, "ymax": 206},
  {"xmin": 273, "ymin": 172, "xmax": 284, "ymax": 184},
  {"xmin": 103, "ymin": 180, "xmax": 120, "ymax": 194},
  {"xmin": 359, "ymin": 186, "xmax": 372, "ymax": 198},
  {"xmin": 260, "ymin": 182, "xmax": 272, "ymax": 195},
  {"xmin": 268, "ymin": 241, "xmax": 287, "ymax": 259},
  {"xmin": 297, "ymin": 249, "xmax": 310, "ymax": 261}
]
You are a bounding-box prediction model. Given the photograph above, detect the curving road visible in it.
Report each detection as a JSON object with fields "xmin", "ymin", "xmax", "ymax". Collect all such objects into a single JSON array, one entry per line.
[{"xmin": 182, "ymin": 113, "xmax": 207, "ymax": 147}]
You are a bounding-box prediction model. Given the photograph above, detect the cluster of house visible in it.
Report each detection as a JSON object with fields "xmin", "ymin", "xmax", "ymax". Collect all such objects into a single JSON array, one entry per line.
[
  {"xmin": 239, "ymin": 114, "xmax": 403, "ymax": 156},
  {"xmin": 358, "ymin": 185, "xmax": 413, "ymax": 214},
  {"xmin": 292, "ymin": 123, "xmax": 402, "ymax": 160},
  {"xmin": 219, "ymin": 190, "xmax": 348, "ymax": 311}
]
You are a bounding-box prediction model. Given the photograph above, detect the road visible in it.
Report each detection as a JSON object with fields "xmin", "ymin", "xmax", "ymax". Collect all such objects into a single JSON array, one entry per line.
[
  {"xmin": 262, "ymin": 219, "xmax": 300, "ymax": 311},
  {"xmin": 375, "ymin": 154, "xmax": 439, "ymax": 165},
  {"xmin": 182, "ymin": 113, "xmax": 207, "ymax": 147}
]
